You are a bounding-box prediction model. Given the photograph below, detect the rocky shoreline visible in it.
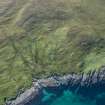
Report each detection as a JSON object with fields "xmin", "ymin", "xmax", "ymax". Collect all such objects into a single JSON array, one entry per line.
[{"xmin": 6, "ymin": 66, "xmax": 105, "ymax": 105}]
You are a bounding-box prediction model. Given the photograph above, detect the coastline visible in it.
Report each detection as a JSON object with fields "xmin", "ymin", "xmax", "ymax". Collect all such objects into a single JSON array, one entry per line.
[{"xmin": 6, "ymin": 66, "xmax": 105, "ymax": 105}]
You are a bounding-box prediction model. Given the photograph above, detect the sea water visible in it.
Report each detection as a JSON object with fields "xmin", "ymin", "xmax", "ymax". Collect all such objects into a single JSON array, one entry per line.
[
  {"xmin": 30, "ymin": 89, "xmax": 105, "ymax": 105},
  {"xmin": 41, "ymin": 90, "xmax": 96, "ymax": 105},
  {"xmin": 50, "ymin": 90, "xmax": 96, "ymax": 105}
]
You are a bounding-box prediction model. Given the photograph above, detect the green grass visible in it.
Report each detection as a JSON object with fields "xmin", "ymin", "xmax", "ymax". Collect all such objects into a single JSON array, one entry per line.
[
  {"xmin": 83, "ymin": 51, "xmax": 105, "ymax": 73},
  {"xmin": 0, "ymin": 0, "xmax": 105, "ymax": 104}
]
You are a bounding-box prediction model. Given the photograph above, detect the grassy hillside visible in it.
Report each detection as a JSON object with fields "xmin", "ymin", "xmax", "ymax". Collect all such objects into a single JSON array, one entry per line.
[{"xmin": 0, "ymin": 0, "xmax": 105, "ymax": 104}]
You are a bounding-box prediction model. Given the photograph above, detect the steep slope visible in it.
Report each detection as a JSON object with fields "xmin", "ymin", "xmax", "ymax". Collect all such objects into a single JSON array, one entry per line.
[{"xmin": 0, "ymin": 0, "xmax": 105, "ymax": 104}]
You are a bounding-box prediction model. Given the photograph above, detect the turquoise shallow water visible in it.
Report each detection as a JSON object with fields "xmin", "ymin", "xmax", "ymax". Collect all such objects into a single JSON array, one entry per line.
[
  {"xmin": 42, "ymin": 90, "xmax": 96, "ymax": 105},
  {"xmin": 50, "ymin": 90, "xmax": 95, "ymax": 105},
  {"xmin": 29, "ymin": 88, "xmax": 105, "ymax": 105}
]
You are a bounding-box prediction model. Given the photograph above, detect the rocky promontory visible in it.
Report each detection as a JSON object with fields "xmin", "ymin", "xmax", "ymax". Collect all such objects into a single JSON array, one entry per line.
[{"xmin": 6, "ymin": 66, "xmax": 105, "ymax": 105}]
